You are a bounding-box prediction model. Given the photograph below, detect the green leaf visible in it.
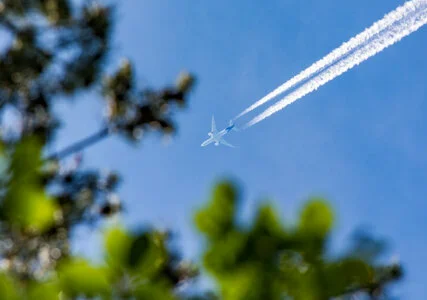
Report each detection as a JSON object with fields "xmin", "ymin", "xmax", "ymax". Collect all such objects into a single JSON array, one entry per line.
[
  {"xmin": 253, "ymin": 204, "xmax": 283, "ymax": 231},
  {"xmin": 219, "ymin": 266, "xmax": 281, "ymax": 300},
  {"xmin": 3, "ymin": 137, "xmax": 58, "ymax": 232},
  {"xmin": 0, "ymin": 274, "xmax": 19, "ymax": 300},
  {"xmin": 26, "ymin": 282, "xmax": 61, "ymax": 300},
  {"xmin": 203, "ymin": 230, "xmax": 247, "ymax": 275},
  {"xmin": 128, "ymin": 231, "xmax": 170, "ymax": 279},
  {"xmin": 238, "ymin": 205, "xmax": 288, "ymax": 266},
  {"xmin": 324, "ymin": 259, "xmax": 373, "ymax": 296},
  {"xmin": 16, "ymin": 189, "xmax": 57, "ymax": 232},
  {"xmin": 252, "ymin": 204, "xmax": 287, "ymax": 242},
  {"xmin": 298, "ymin": 198, "xmax": 334, "ymax": 237},
  {"xmin": 3, "ymin": 188, "xmax": 57, "ymax": 232},
  {"xmin": 8, "ymin": 136, "xmax": 43, "ymax": 185},
  {"xmin": 104, "ymin": 226, "xmax": 133, "ymax": 269},
  {"xmin": 128, "ymin": 232, "xmax": 151, "ymax": 267},
  {"xmin": 58, "ymin": 259, "xmax": 111, "ymax": 297},
  {"xmin": 194, "ymin": 182, "xmax": 238, "ymax": 240},
  {"xmin": 133, "ymin": 282, "xmax": 176, "ymax": 300},
  {"xmin": 105, "ymin": 227, "xmax": 170, "ymax": 279}
]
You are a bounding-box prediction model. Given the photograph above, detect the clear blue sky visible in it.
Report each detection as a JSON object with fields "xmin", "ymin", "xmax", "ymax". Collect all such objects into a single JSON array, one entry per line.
[{"xmin": 53, "ymin": 0, "xmax": 427, "ymax": 298}]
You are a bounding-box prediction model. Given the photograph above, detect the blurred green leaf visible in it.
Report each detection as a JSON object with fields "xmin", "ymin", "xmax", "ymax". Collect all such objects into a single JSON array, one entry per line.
[
  {"xmin": 26, "ymin": 281, "xmax": 61, "ymax": 300},
  {"xmin": 203, "ymin": 230, "xmax": 247, "ymax": 275},
  {"xmin": 219, "ymin": 266, "xmax": 259, "ymax": 300},
  {"xmin": 324, "ymin": 258, "xmax": 373, "ymax": 296},
  {"xmin": 2, "ymin": 137, "xmax": 58, "ymax": 232},
  {"xmin": 252, "ymin": 204, "xmax": 285, "ymax": 237},
  {"xmin": 249, "ymin": 204, "xmax": 287, "ymax": 261},
  {"xmin": 104, "ymin": 226, "xmax": 133, "ymax": 269},
  {"xmin": 58, "ymin": 259, "xmax": 111, "ymax": 297},
  {"xmin": 128, "ymin": 232, "xmax": 151, "ymax": 267},
  {"xmin": 133, "ymin": 282, "xmax": 176, "ymax": 300},
  {"xmin": 129, "ymin": 231, "xmax": 170, "ymax": 280},
  {"xmin": 8, "ymin": 136, "xmax": 43, "ymax": 185},
  {"xmin": 218, "ymin": 265, "xmax": 285, "ymax": 300},
  {"xmin": 298, "ymin": 198, "xmax": 334, "ymax": 237},
  {"xmin": 194, "ymin": 182, "xmax": 237, "ymax": 240},
  {"xmin": 5, "ymin": 188, "xmax": 57, "ymax": 232},
  {"xmin": 0, "ymin": 274, "xmax": 19, "ymax": 300}
]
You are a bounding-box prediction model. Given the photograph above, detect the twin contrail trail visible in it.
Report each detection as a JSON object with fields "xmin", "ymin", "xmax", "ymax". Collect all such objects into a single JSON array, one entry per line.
[
  {"xmin": 233, "ymin": 0, "xmax": 427, "ymax": 127},
  {"xmin": 243, "ymin": 4, "xmax": 427, "ymax": 128}
]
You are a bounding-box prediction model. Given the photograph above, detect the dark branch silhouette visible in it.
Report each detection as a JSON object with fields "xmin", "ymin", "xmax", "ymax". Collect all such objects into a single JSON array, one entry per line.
[{"xmin": 46, "ymin": 126, "xmax": 110, "ymax": 160}]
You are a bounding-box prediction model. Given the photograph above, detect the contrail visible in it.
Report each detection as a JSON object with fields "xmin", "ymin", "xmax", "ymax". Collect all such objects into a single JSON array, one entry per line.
[
  {"xmin": 233, "ymin": 0, "xmax": 425, "ymax": 120},
  {"xmin": 244, "ymin": 6, "xmax": 427, "ymax": 128}
]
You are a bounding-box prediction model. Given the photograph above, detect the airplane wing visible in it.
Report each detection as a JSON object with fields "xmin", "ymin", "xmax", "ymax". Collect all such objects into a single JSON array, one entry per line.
[
  {"xmin": 211, "ymin": 115, "xmax": 217, "ymax": 133},
  {"xmin": 201, "ymin": 138, "xmax": 214, "ymax": 147},
  {"xmin": 219, "ymin": 137, "xmax": 235, "ymax": 148}
]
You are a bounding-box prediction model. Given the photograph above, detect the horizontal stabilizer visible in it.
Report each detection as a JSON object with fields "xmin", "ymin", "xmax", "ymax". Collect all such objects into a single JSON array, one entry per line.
[{"xmin": 219, "ymin": 138, "xmax": 235, "ymax": 148}]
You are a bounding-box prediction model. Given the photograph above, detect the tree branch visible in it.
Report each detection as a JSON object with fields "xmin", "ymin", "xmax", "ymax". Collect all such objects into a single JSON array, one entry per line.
[{"xmin": 46, "ymin": 126, "xmax": 111, "ymax": 160}]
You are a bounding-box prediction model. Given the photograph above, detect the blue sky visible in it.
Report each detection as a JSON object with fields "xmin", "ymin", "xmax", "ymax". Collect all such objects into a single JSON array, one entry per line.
[{"xmin": 53, "ymin": 0, "xmax": 427, "ymax": 298}]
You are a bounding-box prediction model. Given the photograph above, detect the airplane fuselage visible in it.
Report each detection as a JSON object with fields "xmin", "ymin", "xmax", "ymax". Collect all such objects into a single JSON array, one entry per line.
[
  {"xmin": 203, "ymin": 130, "xmax": 226, "ymax": 146},
  {"xmin": 201, "ymin": 117, "xmax": 236, "ymax": 148}
]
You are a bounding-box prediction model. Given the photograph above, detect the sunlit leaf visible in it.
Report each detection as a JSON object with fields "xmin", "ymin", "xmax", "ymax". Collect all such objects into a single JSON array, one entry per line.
[
  {"xmin": 2, "ymin": 137, "xmax": 58, "ymax": 232},
  {"xmin": 298, "ymin": 198, "xmax": 334, "ymax": 237},
  {"xmin": 58, "ymin": 259, "xmax": 111, "ymax": 297},
  {"xmin": 9, "ymin": 189, "xmax": 57, "ymax": 232},
  {"xmin": 0, "ymin": 274, "xmax": 19, "ymax": 300},
  {"xmin": 219, "ymin": 266, "xmax": 281, "ymax": 300},
  {"xmin": 26, "ymin": 281, "xmax": 61, "ymax": 300},
  {"xmin": 104, "ymin": 226, "xmax": 133, "ymax": 269}
]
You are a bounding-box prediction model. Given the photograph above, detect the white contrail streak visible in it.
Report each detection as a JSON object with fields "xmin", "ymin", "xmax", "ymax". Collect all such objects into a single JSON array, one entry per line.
[
  {"xmin": 244, "ymin": 6, "xmax": 427, "ymax": 128},
  {"xmin": 233, "ymin": 0, "xmax": 425, "ymax": 120}
]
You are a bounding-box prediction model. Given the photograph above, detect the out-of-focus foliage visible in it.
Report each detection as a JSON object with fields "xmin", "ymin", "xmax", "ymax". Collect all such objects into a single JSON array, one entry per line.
[
  {"xmin": 195, "ymin": 182, "xmax": 402, "ymax": 300},
  {"xmin": 0, "ymin": 274, "xmax": 20, "ymax": 300},
  {"xmin": 58, "ymin": 259, "xmax": 111, "ymax": 297},
  {"xmin": 102, "ymin": 59, "xmax": 195, "ymax": 142},
  {"xmin": 0, "ymin": 0, "xmax": 195, "ymax": 147},
  {"xmin": 0, "ymin": 137, "xmax": 198, "ymax": 298},
  {"xmin": 0, "ymin": 0, "xmax": 401, "ymax": 299},
  {"xmin": 2, "ymin": 137, "xmax": 58, "ymax": 232},
  {"xmin": 103, "ymin": 226, "xmax": 198, "ymax": 299},
  {"xmin": 0, "ymin": 138, "xmax": 400, "ymax": 299},
  {"xmin": 0, "ymin": 0, "xmax": 196, "ymax": 298}
]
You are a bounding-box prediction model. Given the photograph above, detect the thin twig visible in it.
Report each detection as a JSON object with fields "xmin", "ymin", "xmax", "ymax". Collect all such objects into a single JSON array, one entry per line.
[{"xmin": 46, "ymin": 126, "xmax": 111, "ymax": 160}]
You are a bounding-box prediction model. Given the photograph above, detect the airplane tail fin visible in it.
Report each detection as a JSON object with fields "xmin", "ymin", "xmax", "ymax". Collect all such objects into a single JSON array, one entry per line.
[
  {"xmin": 211, "ymin": 115, "xmax": 217, "ymax": 133},
  {"xmin": 229, "ymin": 120, "xmax": 240, "ymax": 132}
]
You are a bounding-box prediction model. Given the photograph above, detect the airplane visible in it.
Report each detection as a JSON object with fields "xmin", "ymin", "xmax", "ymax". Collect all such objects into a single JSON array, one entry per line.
[{"xmin": 201, "ymin": 116, "xmax": 238, "ymax": 148}]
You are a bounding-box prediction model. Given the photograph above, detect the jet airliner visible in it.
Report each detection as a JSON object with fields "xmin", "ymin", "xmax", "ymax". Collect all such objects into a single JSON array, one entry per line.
[{"xmin": 201, "ymin": 116, "xmax": 238, "ymax": 148}]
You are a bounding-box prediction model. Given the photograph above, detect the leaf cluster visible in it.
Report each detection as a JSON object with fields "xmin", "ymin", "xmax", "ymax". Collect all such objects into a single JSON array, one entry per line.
[{"xmin": 194, "ymin": 182, "xmax": 402, "ymax": 300}]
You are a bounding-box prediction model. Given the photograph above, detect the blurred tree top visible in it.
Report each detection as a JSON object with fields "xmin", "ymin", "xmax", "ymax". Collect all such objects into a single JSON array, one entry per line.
[{"xmin": 0, "ymin": 0, "xmax": 401, "ymax": 299}]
